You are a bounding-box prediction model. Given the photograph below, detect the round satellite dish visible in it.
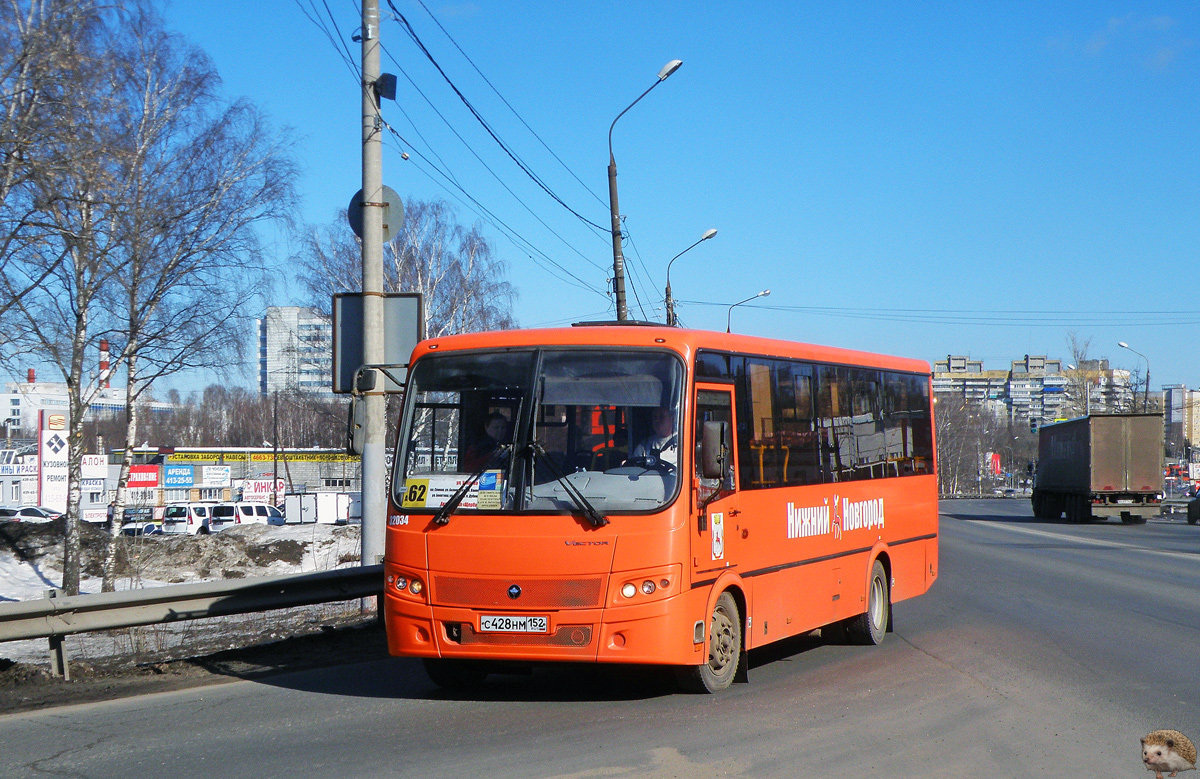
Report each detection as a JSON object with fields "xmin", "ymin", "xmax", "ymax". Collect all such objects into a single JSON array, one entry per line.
[{"xmin": 347, "ymin": 185, "xmax": 403, "ymax": 242}]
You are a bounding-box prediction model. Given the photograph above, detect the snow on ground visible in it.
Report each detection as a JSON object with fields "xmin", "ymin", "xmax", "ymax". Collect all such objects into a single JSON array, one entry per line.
[{"xmin": 0, "ymin": 521, "xmax": 368, "ymax": 667}]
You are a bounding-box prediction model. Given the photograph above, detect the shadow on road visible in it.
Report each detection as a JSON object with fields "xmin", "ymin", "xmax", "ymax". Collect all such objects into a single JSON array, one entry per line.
[{"xmin": 234, "ymin": 621, "xmax": 837, "ymax": 704}]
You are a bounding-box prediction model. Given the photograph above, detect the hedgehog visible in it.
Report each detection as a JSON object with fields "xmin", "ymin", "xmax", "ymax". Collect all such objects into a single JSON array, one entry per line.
[{"xmin": 1141, "ymin": 730, "xmax": 1197, "ymax": 778}]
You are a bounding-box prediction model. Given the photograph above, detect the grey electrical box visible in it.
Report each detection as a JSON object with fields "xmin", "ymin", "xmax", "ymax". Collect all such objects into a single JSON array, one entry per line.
[{"xmin": 332, "ymin": 292, "xmax": 423, "ymax": 393}]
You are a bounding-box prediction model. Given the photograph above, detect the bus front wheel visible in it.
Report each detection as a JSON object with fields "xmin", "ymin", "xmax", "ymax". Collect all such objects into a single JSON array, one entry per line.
[
  {"xmin": 846, "ymin": 560, "xmax": 890, "ymax": 646},
  {"xmin": 677, "ymin": 591, "xmax": 741, "ymax": 693}
]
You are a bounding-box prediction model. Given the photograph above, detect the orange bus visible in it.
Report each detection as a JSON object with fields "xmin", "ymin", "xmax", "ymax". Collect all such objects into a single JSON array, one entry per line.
[{"xmin": 384, "ymin": 324, "xmax": 938, "ymax": 692}]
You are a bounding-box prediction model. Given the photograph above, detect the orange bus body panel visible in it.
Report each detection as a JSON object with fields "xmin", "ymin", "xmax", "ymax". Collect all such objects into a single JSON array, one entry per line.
[{"xmin": 384, "ymin": 326, "xmax": 938, "ymax": 669}]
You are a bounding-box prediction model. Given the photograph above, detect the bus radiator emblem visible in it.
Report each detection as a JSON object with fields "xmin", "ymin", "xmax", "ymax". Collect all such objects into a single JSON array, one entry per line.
[{"xmin": 508, "ymin": 585, "xmax": 522, "ymax": 599}]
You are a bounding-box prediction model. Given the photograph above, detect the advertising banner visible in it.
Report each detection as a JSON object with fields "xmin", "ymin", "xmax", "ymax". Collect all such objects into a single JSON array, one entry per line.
[
  {"xmin": 202, "ymin": 466, "xmax": 231, "ymax": 487},
  {"xmin": 128, "ymin": 464, "xmax": 159, "ymax": 488},
  {"xmin": 164, "ymin": 464, "xmax": 194, "ymax": 488},
  {"xmin": 240, "ymin": 478, "xmax": 285, "ymax": 502},
  {"xmin": 81, "ymin": 454, "xmax": 107, "ymax": 480},
  {"xmin": 82, "ymin": 508, "xmax": 108, "ymax": 524},
  {"xmin": 20, "ymin": 478, "xmax": 37, "ymax": 505},
  {"xmin": 38, "ymin": 410, "xmax": 69, "ymax": 513}
]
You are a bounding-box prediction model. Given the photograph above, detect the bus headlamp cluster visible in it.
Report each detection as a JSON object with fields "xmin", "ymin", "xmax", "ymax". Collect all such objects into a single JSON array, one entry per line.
[
  {"xmin": 620, "ymin": 578, "xmax": 673, "ymax": 600},
  {"xmin": 387, "ymin": 573, "xmax": 424, "ymax": 595}
]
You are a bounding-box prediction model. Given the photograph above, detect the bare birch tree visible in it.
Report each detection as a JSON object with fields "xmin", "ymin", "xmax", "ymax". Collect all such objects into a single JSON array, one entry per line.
[
  {"xmin": 97, "ymin": 7, "xmax": 295, "ymax": 590},
  {"xmin": 0, "ymin": 1, "xmax": 108, "ymax": 322},
  {"xmin": 0, "ymin": 0, "xmax": 133, "ymax": 594},
  {"xmin": 297, "ymin": 198, "xmax": 517, "ymax": 336}
]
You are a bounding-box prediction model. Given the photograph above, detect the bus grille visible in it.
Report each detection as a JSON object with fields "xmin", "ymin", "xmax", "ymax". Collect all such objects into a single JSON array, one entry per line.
[
  {"xmin": 457, "ymin": 624, "xmax": 593, "ymax": 647},
  {"xmin": 433, "ymin": 575, "xmax": 604, "ymax": 608}
]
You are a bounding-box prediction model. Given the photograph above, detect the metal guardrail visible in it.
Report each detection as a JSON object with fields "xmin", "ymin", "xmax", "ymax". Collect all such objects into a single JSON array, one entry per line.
[{"xmin": 0, "ymin": 565, "xmax": 383, "ymax": 678}]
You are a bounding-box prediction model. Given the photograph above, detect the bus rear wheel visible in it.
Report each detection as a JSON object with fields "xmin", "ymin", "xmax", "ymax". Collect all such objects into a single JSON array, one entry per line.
[
  {"xmin": 423, "ymin": 658, "xmax": 488, "ymax": 691},
  {"xmin": 677, "ymin": 592, "xmax": 741, "ymax": 693},
  {"xmin": 846, "ymin": 560, "xmax": 889, "ymax": 645}
]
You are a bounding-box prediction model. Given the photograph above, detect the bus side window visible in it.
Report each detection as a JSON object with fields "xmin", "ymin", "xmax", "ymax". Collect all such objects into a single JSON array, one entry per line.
[{"xmin": 695, "ymin": 389, "xmax": 735, "ymax": 499}]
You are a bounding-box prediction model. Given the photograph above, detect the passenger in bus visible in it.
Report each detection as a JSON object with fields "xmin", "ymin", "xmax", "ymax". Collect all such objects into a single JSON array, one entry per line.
[
  {"xmin": 462, "ymin": 412, "xmax": 509, "ymax": 472},
  {"xmin": 628, "ymin": 407, "xmax": 679, "ymax": 469}
]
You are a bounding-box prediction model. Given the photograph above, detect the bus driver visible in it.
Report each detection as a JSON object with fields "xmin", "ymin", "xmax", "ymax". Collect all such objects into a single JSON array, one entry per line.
[{"xmin": 629, "ymin": 406, "xmax": 678, "ymax": 469}]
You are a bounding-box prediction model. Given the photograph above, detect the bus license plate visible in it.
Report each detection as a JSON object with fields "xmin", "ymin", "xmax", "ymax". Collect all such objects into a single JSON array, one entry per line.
[{"xmin": 479, "ymin": 615, "xmax": 548, "ymax": 633}]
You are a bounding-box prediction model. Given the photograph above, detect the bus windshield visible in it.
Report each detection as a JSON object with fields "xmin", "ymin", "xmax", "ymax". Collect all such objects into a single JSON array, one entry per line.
[{"xmin": 395, "ymin": 348, "xmax": 684, "ymax": 514}]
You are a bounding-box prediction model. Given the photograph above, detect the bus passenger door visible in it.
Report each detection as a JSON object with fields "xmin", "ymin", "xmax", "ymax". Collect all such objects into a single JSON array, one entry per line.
[{"xmin": 692, "ymin": 386, "xmax": 740, "ymax": 582}]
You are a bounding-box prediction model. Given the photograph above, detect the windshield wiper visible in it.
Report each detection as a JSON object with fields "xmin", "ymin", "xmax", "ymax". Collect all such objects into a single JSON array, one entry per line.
[
  {"xmin": 432, "ymin": 444, "xmax": 511, "ymax": 526},
  {"xmin": 526, "ymin": 442, "xmax": 608, "ymax": 528}
]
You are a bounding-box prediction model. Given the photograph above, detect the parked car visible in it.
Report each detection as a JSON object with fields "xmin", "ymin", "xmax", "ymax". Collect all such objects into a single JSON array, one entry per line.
[
  {"xmin": 2, "ymin": 505, "xmax": 64, "ymax": 523},
  {"xmin": 160, "ymin": 503, "xmax": 214, "ymax": 535},
  {"xmin": 235, "ymin": 502, "xmax": 285, "ymax": 526},
  {"xmin": 0, "ymin": 507, "xmax": 18, "ymax": 521},
  {"xmin": 208, "ymin": 503, "xmax": 241, "ymax": 532}
]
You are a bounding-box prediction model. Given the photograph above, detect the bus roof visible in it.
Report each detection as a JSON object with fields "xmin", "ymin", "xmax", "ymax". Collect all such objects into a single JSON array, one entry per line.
[{"xmin": 410, "ymin": 324, "xmax": 931, "ymax": 375}]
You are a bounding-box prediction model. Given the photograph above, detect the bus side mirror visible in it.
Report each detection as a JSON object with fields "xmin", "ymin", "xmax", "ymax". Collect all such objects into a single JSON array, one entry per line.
[
  {"xmin": 347, "ymin": 397, "xmax": 367, "ymax": 456},
  {"xmin": 701, "ymin": 421, "xmax": 728, "ymax": 480}
]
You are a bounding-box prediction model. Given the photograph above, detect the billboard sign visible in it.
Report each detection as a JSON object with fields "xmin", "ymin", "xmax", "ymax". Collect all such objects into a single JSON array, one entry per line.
[
  {"xmin": 202, "ymin": 466, "xmax": 231, "ymax": 487},
  {"xmin": 240, "ymin": 478, "xmax": 285, "ymax": 502},
  {"xmin": 128, "ymin": 464, "xmax": 159, "ymax": 488},
  {"xmin": 81, "ymin": 454, "xmax": 107, "ymax": 480},
  {"xmin": 38, "ymin": 411, "xmax": 69, "ymax": 513},
  {"xmin": 164, "ymin": 465, "xmax": 194, "ymax": 488}
]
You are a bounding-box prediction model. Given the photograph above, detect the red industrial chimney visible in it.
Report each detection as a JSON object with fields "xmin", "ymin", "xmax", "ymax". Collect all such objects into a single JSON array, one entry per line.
[
  {"xmin": 99, "ymin": 339, "xmax": 110, "ymax": 388},
  {"xmin": 27, "ymin": 369, "xmax": 35, "ymax": 384}
]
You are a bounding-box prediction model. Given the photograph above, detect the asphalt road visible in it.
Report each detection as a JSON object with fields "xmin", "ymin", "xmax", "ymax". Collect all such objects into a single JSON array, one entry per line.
[{"xmin": 1, "ymin": 499, "xmax": 1197, "ymax": 778}]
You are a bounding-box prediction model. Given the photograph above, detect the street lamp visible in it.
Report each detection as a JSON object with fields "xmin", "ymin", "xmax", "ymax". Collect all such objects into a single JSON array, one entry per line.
[
  {"xmin": 608, "ymin": 59, "xmax": 683, "ymax": 321},
  {"xmin": 726, "ymin": 289, "xmax": 770, "ymax": 333},
  {"xmin": 665, "ymin": 228, "xmax": 717, "ymax": 326},
  {"xmin": 1117, "ymin": 341, "xmax": 1150, "ymax": 412}
]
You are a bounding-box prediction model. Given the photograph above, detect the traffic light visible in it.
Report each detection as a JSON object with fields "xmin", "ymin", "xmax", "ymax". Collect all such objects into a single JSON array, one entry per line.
[{"xmin": 1029, "ymin": 417, "xmax": 1038, "ymax": 434}]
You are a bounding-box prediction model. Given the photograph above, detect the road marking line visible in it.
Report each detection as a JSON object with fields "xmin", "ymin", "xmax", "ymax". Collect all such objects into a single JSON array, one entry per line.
[{"xmin": 949, "ymin": 518, "xmax": 1198, "ymax": 562}]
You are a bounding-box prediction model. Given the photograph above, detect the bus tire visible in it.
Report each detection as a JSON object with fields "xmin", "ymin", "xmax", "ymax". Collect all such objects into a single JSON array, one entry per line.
[
  {"xmin": 676, "ymin": 591, "xmax": 741, "ymax": 693},
  {"xmin": 847, "ymin": 560, "xmax": 889, "ymax": 646},
  {"xmin": 423, "ymin": 658, "xmax": 488, "ymax": 691}
]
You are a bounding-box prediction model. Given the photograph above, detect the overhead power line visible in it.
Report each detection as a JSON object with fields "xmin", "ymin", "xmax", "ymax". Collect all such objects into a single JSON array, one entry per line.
[
  {"xmin": 412, "ymin": 0, "xmax": 608, "ymax": 212},
  {"xmin": 290, "ymin": 1, "xmax": 611, "ymax": 304},
  {"xmin": 675, "ymin": 301, "xmax": 1200, "ymax": 327},
  {"xmin": 379, "ymin": 42, "xmax": 606, "ymax": 274},
  {"xmin": 385, "ymin": 0, "xmax": 610, "ymax": 235}
]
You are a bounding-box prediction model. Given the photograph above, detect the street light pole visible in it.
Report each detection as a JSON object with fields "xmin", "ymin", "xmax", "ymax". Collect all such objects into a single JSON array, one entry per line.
[
  {"xmin": 1118, "ymin": 341, "xmax": 1150, "ymax": 412},
  {"xmin": 608, "ymin": 59, "xmax": 682, "ymax": 321},
  {"xmin": 726, "ymin": 289, "xmax": 770, "ymax": 333},
  {"xmin": 665, "ymin": 228, "xmax": 717, "ymax": 326},
  {"xmin": 360, "ymin": 0, "xmax": 387, "ymax": 569}
]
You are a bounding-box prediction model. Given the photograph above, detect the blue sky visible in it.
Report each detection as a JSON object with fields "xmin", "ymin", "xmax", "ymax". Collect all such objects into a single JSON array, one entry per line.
[{"xmin": 161, "ymin": 1, "xmax": 1199, "ymax": 389}]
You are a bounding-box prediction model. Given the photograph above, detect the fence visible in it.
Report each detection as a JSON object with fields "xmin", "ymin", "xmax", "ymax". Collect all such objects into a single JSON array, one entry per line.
[{"xmin": 0, "ymin": 565, "xmax": 383, "ymax": 679}]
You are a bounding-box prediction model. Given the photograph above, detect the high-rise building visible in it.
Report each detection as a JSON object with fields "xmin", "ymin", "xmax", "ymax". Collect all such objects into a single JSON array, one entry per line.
[
  {"xmin": 1163, "ymin": 385, "xmax": 1200, "ymax": 460},
  {"xmin": 932, "ymin": 353, "xmax": 1133, "ymax": 425},
  {"xmin": 257, "ymin": 307, "xmax": 334, "ymax": 397}
]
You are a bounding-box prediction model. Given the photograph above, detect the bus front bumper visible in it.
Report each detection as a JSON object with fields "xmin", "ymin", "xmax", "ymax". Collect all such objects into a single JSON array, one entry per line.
[{"xmin": 384, "ymin": 588, "xmax": 707, "ymax": 666}]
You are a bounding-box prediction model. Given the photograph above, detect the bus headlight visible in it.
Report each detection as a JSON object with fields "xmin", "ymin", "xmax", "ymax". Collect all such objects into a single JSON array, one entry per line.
[
  {"xmin": 612, "ymin": 564, "xmax": 681, "ymax": 604},
  {"xmin": 409, "ymin": 578, "xmax": 424, "ymax": 595}
]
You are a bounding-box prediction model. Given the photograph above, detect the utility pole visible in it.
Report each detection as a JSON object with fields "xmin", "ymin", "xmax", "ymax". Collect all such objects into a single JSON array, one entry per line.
[{"xmin": 360, "ymin": 0, "xmax": 386, "ymax": 570}]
